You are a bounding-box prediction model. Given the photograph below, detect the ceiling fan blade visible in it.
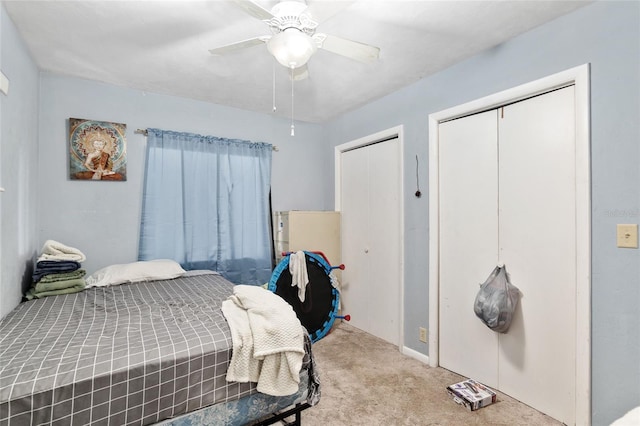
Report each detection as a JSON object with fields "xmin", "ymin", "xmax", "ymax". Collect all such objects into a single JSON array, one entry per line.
[
  {"xmin": 231, "ymin": 0, "xmax": 274, "ymax": 21},
  {"xmin": 291, "ymin": 64, "xmax": 309, "ymax": 81},
  {"xmin": 316, "ymin": 33, "xmax": 380, "ymax": 64},
  {"xmin": 209, "ymin": 36, "xmax": 269, "ymax": 55},
  {"xmin": 306, "ymin": 1, "xmax": 355, "ymax": 24}
]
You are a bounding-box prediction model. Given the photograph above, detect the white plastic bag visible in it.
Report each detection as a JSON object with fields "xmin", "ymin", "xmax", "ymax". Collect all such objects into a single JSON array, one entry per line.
[{"xmin": 473, "ymin": 265, "xmax": 520, "ymax": 333}]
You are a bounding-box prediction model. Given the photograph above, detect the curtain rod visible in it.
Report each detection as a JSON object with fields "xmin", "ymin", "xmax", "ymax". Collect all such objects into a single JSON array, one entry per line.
[{"xmin": 135, "ymin": 128, "xmax": 279, "ymax": 151}]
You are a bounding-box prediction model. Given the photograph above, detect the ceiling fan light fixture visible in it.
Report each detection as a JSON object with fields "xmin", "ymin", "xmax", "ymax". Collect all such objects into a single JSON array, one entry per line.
[{"xmin": 267, "ymin": 28, "xmax": 317, "ymax": 69}]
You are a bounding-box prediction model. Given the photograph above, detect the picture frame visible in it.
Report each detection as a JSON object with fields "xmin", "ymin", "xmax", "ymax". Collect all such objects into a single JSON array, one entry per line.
[{"xmin": 69, "ymin": 118, "xmax": 127, "ymax": 181}]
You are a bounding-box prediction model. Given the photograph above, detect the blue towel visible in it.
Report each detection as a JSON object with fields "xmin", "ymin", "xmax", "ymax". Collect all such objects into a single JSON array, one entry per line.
[{"xmin": 32, "ymin": 260, "xmax": 81, "ymax": 282}]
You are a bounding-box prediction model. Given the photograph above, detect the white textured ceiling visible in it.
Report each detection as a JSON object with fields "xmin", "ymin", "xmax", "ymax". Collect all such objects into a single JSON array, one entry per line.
[{"xmin": 3, "ymin": 0, "xmax": 590, "ymax": 123}]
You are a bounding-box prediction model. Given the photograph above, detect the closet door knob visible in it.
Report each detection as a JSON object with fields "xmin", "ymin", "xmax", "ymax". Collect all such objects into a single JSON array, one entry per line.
[{"xmin": 364, "ymin": 248, "xmax": 369, "ymax": 254}]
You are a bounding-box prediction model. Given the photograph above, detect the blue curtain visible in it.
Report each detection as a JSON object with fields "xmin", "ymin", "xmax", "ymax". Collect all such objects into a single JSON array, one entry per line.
[{"xmin": 139, "ymin": 129, "xmax": 273, "ymax": 285}]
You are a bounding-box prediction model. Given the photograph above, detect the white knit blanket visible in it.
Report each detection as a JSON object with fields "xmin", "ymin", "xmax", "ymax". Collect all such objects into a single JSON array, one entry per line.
[
  {"xmin": 38, "ymin": 239, "xmax": 86, "ymax": 262},
  {"xmin": 221, "ymin": 285, "xmax": 305, "ymax": 396}
]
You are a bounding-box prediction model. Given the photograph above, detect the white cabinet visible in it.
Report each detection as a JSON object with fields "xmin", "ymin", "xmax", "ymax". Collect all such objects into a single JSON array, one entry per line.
[{"xmin": 273, "ymin": 211, "xmax": 341, "ymax": 267}]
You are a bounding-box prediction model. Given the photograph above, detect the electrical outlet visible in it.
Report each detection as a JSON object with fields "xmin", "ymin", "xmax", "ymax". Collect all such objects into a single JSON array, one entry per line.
[{"xmin": 419, "ymin": 327, "xmax": 428, "ymax": 343}]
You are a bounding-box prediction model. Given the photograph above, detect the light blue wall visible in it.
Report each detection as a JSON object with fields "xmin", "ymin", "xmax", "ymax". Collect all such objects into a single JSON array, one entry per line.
[
  {"xmin": 325, "ymin": 2, "xmax": 639, "ymax": 425},
  {"xmin": 0, "ymin": 4, "xmax": 40, "ymax": 318},
  {"xmin": 37, "ymin": 74, "xmax": 328, "ymax": 276}
]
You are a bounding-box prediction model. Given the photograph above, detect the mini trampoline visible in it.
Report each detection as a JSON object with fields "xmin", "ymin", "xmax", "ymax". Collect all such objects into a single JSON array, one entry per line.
[{"xmin": 268, "ymin": 251, "xmax": 348, "ymax": 342}]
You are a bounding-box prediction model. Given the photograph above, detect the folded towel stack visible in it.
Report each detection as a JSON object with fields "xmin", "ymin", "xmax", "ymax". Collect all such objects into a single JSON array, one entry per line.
[{"xmin": 26, "ymin": 240, "xmax": 87, "ymax": 300}]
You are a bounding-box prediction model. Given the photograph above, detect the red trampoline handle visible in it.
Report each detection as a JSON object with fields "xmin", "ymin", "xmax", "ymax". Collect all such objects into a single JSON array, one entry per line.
[{"xmin": 336, "ymin": 314, "xmax": 351, "ymax": 321}]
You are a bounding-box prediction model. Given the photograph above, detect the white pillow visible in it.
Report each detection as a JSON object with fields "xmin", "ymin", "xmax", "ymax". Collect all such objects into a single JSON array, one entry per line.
[{"xmin": 86, "ymin": 259, "xmax": 186, "ymax": 288}]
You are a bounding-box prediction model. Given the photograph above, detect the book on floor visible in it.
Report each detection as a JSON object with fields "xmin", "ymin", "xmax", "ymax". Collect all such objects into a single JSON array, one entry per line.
[{"xmin": 446, "ymin": 379, "xmax": 497, "ymax": 411}]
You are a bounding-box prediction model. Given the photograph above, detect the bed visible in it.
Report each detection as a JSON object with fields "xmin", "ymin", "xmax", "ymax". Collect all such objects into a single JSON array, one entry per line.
[{"xmin": 0, "ymin": 269, "xmax": 319, "ymax": 426}]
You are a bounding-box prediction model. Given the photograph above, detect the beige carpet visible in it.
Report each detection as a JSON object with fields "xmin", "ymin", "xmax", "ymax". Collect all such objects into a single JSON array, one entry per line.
[{"xmin": 294, "ymin": 323, "xmax": 562, "ymax": 426}]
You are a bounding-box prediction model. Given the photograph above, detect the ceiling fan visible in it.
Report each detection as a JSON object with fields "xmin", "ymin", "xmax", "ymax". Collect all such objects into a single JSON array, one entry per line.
[{"xmin": 209, "ymin": 0, "xmax": 380, "ymax": 80}]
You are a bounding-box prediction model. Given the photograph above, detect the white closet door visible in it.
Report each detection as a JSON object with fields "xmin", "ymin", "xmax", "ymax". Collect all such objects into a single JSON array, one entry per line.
[
  {"xmin": 341, "ymin": 148, "xmax": 370, "ymax": 335},
  {"xmin": 497, "ymin": 86, "xmax": 576, "ymax": 425},
  {"xmin": 367, "ymin": 140, "xmax": 400, "ymax": 344},
  {"xmin": 438, "ymin": 87, "xmax": 577, "ymax": 425},
  {"xmin": 340, "ymin": 139, "xmax": 401, "ymax": 345},
  {"xmin": 438, "ymin": 110, "xmax": 500, "ymax": 387}
]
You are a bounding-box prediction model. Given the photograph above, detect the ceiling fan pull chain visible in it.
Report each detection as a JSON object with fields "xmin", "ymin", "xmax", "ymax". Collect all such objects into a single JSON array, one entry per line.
[
  {"xmin": 272, "ymin": 61, "xmax": 277, "ymax": 113},
  {"xmin": 290, "ymin": 66, "xmax": 295, "ymax": 137}
]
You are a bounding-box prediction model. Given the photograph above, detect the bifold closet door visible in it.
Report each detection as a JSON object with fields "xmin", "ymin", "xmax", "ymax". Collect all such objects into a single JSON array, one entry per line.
[
  {"xmin": 341, "ymin": 148, "xmax": 369, "ymax": 336},
  {"xmin": 438, "ymin": 86, "xmax": 577, "ymax": 425},
  {"xmin": 497, "ymin": 86, "xmax": 576, "ymax": 424},
  {"xmin": 438, "ymin": 110, "xmax": 500, "ymax": 387},
  {"xmin": 340, "ymin": 139, "xmax": 401, "ymax": 346}
]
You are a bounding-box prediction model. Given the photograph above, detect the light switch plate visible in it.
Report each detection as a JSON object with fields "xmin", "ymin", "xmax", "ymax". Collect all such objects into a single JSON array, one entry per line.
[{"xmin": 617, "ymin": 224, "xmax": 638, "ymax": 248}]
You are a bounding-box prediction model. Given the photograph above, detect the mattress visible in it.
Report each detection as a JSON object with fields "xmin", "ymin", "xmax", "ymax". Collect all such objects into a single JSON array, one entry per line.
[{"xmin": 0, "ymin": 273, "xmax": 314, "ymax": 426}]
